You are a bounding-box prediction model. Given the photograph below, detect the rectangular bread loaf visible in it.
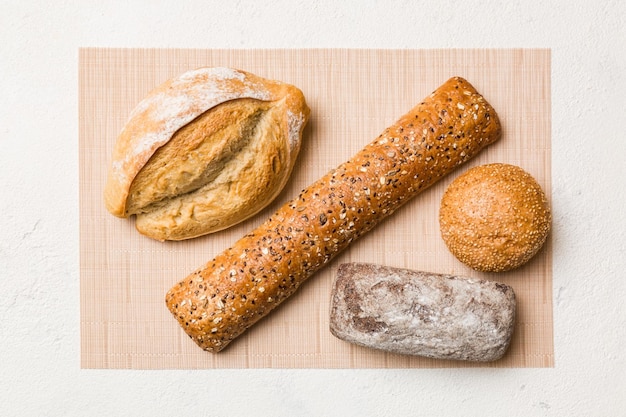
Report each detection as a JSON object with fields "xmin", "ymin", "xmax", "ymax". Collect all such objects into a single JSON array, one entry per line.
[
  {"xmin": 330, "ymin": 263, "xmax": 516, "ymax": 361},
  {"xmin": 165, "ymin": 77, "xmax": 502, "ymax": 352}
]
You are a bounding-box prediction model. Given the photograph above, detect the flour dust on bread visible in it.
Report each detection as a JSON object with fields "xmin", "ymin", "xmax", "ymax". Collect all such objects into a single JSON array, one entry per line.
[
  {"xmin": 104, "ymin": 67, "xmax": 310, "ymax": 241},
  {"xmin": 329, "ymin": 263, "xmax": 516, "ymax": 361}
]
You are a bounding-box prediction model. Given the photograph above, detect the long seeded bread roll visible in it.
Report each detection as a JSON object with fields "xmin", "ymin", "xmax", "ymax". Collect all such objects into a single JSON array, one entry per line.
[
  {"xmin": 166, "ymin": 77, "xmax": 502, "ymax": 352},
  {"xmin": 104, "ymin": 67, "xmax": 309, "ymax": 241}
]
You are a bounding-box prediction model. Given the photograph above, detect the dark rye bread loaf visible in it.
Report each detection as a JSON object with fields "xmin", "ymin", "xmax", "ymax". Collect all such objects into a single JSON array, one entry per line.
[
  {"xmin": 329, "ymin": 263, "xmax": 516, "ymax": 361},
  {"xmin": 165, "ymin": 77, "xmax": 502, "ymax": 352}
]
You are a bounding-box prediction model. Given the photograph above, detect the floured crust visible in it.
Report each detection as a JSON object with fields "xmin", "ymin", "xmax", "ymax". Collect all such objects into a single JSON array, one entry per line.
[
  {"xmin": 330, "ymin": 263, "xmax": 516, "ymax": 361},
  {"xmin": 103, "ymin": 67, "xmax": 310, "ymax": 240}
]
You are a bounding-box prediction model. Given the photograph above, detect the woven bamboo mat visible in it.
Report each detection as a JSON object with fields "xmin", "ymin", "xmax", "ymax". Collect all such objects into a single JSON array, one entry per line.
[{"xmin": 79, "ymin": 48, "xmax": 552, "ymax": 368}]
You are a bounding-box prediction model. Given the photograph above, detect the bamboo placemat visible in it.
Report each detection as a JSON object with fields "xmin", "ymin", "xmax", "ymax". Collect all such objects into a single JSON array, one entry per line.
[{"xmin": 79, "ymin": 48, "xmax": 552, "ymax": 369}]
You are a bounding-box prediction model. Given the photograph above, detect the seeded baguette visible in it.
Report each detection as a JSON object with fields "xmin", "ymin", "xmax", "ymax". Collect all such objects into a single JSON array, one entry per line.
[{"xmin": 166, "ymin": 77, "xmax": 502, "ymax": 352}]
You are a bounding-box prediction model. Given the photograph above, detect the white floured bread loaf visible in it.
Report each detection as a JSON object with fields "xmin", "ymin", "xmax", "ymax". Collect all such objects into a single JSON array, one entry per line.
[{"xmin": 104, "ymin": 67, "xmax": 310, "ymax": 241}]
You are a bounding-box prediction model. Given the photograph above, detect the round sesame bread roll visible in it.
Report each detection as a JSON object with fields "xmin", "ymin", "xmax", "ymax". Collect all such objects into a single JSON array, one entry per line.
[
  {"xmin": 166, "ymin": 77, "xmax": 502, "ymax": 352},
  {"xmin": 104, "ymin": 67, "xmax": 310, "ymax": 241},
  {"xmin": 439, "ymin": 163, "xmax": 551, "ymax": 272}
]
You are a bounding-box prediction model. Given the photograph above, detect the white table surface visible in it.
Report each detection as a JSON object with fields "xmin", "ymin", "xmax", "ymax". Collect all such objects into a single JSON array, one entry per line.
[{"xmin": 2, "ymin": 1, "xmax": 625, "ymax": 416}]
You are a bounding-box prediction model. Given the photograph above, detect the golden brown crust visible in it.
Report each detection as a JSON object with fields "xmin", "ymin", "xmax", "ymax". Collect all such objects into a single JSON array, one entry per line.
[
  {"xmin": 165, "ymin": 77, "xmax": 502, "ymax": 352},
  {"xmin": 439, "ymin": 163, "xmax": 551, "ymax": 272},
  {"xmin": 103, "ymin": 67, "xmax": 309, "ymax": 240}
]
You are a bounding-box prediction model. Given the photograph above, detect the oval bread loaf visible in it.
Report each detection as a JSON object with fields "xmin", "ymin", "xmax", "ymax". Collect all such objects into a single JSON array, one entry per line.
[
  {"xmin": 166, "ymin": 77, "xmax": 502, "ymax": 352},
  {"xmin": 104, "ymin": 67, "xmax": 310, "ymax": 241},
  {"xmin": 329, "ymin": 263, "xmax": 516, "ymax": 362}
]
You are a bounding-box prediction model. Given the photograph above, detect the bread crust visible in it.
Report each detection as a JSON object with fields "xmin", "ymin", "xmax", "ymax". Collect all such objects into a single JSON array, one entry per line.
[
  {"xmin": 166, "ymin": 77, "xmax": 502, "ymax": 352},
  {"xmin": 439, "ymin": 163, "xmax": 551, "ymax": 272},
  {"xmin": 329, "ymin": 263, "xmax": 516, "ymax": 361},
  {"xmin": 104, "ymin": 67, "xmax": 309, "ymax": 240}
]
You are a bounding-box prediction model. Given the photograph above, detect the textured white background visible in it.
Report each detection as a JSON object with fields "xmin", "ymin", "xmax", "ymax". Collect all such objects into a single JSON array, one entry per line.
[{"xmin": 1, "ymin": 0, "xmax": 625, "ymax": 416}]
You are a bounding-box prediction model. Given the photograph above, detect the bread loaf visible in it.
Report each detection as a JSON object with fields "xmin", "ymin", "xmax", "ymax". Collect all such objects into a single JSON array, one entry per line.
[
  {"xmin": 329, "ymin": 263, "xmax": 516, "ymax": 361},
  {"xmin": 166, "ymin": 77, "xmax": 502, "ymax": 352},
  {"xmin": 104, "ymin": 67, "xmax": 309, "ymax": 241}
]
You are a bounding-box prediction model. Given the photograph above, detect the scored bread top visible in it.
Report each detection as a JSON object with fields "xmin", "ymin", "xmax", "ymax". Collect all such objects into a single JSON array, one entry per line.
[{"xmin": 103, "ymin": 67, "xmax": 310, "ymax": 240}]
